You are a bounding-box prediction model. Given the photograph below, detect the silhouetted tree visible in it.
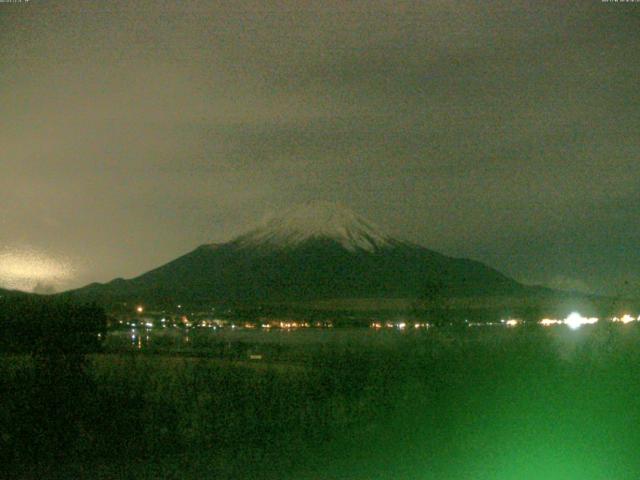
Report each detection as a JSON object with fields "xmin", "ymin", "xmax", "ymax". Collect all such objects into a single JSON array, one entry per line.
[{"xmin": 0, "ymin": 296, "xmax": 106, "ymax": 463}]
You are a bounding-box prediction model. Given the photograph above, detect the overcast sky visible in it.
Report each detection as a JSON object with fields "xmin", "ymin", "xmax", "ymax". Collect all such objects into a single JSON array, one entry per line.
[{"xmin": 1, "ymin": 0, "xmax": 639, "ymax": 295}]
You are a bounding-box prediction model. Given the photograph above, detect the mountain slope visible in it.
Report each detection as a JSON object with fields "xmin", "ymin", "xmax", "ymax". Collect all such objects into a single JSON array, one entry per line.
[
  {"xmin": 0, "ymin": 287, "xmax": 31, "ymax": 299},
  {"xmin": 62, "ymin": 202, "xmax": 525, "ymax": 307}
]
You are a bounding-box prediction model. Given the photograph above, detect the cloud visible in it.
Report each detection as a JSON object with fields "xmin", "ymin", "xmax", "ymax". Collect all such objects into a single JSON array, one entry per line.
[
  {"xmin": 32, "ymin": 282, "xmax": 57, "ymax": 295},
  {"xmin": 1, "ymin": 1, "xmax": 639, "ymax": 295}
]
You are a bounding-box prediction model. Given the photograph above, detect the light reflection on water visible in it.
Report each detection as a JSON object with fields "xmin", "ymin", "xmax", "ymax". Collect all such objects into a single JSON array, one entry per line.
[
  {"xmin": 129, "ymin": 330, "xmax": 147, "ymax": 349},
  {"xmin": 115, "ymin": 326, "xmax": 421, "ymax": 351},
  {"xmin": 109, "ymin": 323, "xmax": 637, "ymax": 357}
]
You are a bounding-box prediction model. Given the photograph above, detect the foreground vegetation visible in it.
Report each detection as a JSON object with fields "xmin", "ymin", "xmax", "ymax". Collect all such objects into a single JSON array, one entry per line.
[{"xmin": 2, "ymin": 320, "xmax": 640, "ymax": 479}]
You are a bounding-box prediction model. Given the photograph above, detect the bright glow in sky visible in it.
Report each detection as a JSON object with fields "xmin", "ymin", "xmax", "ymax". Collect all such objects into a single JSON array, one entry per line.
[{"xmin": 0, "ymin": 247, "xmax": 75, "ymax": 292}]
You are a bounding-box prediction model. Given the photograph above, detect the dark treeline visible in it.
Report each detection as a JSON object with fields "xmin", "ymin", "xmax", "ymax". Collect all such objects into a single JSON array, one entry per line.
[
  {"xmin": 0, "ymin": 297, "xmax": 107, "ymax": 474},
  {"xmin": 0, "ymin": 296, "xmax": 106, "ymax": 355}
]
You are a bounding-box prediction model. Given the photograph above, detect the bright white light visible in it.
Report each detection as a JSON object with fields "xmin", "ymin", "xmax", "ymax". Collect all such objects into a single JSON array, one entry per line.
[
  {"xmin": 564, "ymin": 312, "xmax": 598, "ymax": 330},
  {"xmin": 136, "ymin": 306, "xmax": 144, "ymax": 314},
  {"xmin": 505, "ymin": 319, "xmax": 519, "ymax": 327}
]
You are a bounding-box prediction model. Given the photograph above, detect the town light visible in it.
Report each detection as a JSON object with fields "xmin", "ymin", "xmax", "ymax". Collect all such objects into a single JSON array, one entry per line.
[
  {"xmin": 564, "ymin": 312, "xmax": 598, "ymax": 330},
  {"xmin": 612, "ymin": 314, "xmax": 635, "ymax": 324},
  {"xmin": 540, "ymin": 318, "xmax": 562, "ymax": 327}
]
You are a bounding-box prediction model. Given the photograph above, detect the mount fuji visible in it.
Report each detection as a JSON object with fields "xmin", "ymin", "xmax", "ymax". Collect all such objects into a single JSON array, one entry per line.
[{"xmin": 63, "ymin": 202, "xmax": 528, "ymax": 309}]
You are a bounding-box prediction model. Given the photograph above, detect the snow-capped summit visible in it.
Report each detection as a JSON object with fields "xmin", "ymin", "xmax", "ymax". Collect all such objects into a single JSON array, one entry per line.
[{"xmin": 235, "ymin": 201, "xmax": 392, "ymax": 252}]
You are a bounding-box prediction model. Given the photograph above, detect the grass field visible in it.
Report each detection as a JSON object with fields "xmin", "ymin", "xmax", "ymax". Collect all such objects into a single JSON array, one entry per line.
[{"xmin": 2, "ymin": 323, "xmax": 640, "ymax": 479}]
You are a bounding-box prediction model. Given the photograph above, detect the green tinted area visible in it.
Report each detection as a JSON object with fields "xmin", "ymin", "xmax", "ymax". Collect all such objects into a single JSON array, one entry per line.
[{"xmin": 305, "ymin": 328, "xmax": 640, "ymax": 480}]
